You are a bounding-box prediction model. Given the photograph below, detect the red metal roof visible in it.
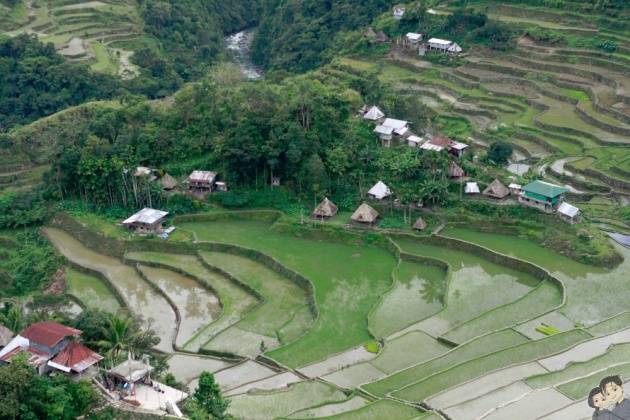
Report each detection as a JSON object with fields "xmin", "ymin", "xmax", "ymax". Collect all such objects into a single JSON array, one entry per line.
[
  {"xmin": 51, "ymin": 340, "xmax": 103, "ymax": 372},
  {"xmin": 0, "ymin": 346, "xmax": 50, "ymax": 366},
  {"xmin": 20, "ymin": 322, "xmax": 82, "ymax": 348},
  {"xmin": 428, "ymin": 135, "xmax": 452, "ymax": 148}
]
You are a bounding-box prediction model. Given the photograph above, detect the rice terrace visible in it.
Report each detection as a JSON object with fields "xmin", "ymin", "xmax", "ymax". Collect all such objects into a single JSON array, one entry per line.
[{"xmin": 2, "ymin": 0, "xmax": 630, "ymax": 418}]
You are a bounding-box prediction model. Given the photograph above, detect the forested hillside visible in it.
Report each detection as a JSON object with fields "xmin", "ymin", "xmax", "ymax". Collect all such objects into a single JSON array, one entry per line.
[{"xmin": 252, "ymin": 0, "xmax": 397, "ymax": 72}]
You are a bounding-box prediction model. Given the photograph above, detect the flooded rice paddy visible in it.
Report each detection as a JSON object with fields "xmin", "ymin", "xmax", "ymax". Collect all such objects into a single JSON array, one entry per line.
[
  {"xmin": 44, "ymin": 227, "xmax": 176, "ymax": 352},
  {"xmin": 65, "ymin": 268, "xmax": 121, "ymax": 313}
]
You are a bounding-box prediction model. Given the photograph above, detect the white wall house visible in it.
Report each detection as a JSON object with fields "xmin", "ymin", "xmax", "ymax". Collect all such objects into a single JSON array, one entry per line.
[{"xmin": 428, "ymin": 38, "xmax": 452, "ymax": 51}]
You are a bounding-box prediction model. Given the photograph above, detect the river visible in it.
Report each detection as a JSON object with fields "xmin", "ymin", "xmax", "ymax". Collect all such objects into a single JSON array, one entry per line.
[{"xmin": 225, "ymin": 28, "xmax": 263, "ymax": 79}]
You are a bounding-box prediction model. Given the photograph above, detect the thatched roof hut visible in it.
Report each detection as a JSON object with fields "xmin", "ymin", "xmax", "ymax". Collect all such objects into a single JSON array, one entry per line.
[
  {"xmin": 350, "ymin": 203, "xmax": 379, "ymax": 225},
  {"xmin": 312, "ymin": 198, "xmax": 338, "ymax": 220},
  {"xmin": 412, "ymin": 217, "xmax": 427, "ymax": 231},
  {"xmin": 449, "ymin": 162, "xmax": 464, "ymax": 178},
  {"xmin": 160, "ymin": 173, "xmax": 177, "ymax": 190},
  {"xmin": 483, "ymin": 179, "xmax": 509, "ymax": 199}
]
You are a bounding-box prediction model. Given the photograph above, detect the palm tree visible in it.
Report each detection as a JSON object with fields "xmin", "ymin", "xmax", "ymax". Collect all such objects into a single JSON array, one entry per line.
[{"xmin": 97, "ymin": 315, "xmax": 143, "ymax": 367}]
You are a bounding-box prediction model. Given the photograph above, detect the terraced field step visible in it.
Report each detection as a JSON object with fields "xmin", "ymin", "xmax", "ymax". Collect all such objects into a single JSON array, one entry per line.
[{"xmin": 391, "ymin": 329, "xmax": 591, "ymax": 402}]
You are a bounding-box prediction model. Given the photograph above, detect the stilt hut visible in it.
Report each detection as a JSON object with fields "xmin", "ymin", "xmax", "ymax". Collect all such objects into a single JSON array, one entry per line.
[
  {"xmin": 449, "ymin": 162, "xmax": 464, "ymax": 178},
  {"xmin": 312, "ymin": 198, "xmax": 338, "ymax": 221},
  {"xmin": 350, "ymin": 203, "xmax": 379, "ymax": 227},
  {"xmin": 160, "ymin": 173, "xmax": 177, "ymax": 191},
  {"xmin": 412, "ymin": 217, "xmax": 427, "ymax": 231},
  {"xmin": 483, "ymin": 179, "xmax": 509, "ymax": 200}
]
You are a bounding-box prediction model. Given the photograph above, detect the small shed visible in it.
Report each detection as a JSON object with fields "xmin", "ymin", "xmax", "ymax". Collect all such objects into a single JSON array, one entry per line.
[
  {"xmin": 483, "ymin": 179, "xmax": 509, "ymax": 199},
  {"xmin": 558, "ymin": 202, "xmax": 580, "ymax": 224},
  {"xmin": 351, "ymin": 203, "xmax": 379, "ymax": 226},
  {"xmin": 382, "ymin": 118, "xmax": 409, "ymax": 137},
  {"xmin": 449, "ymin": 162, "xmax": 464, "ymax": 178},
  {"xmin": 271, "ymin": 177, "xmax": 281, "ymax": 187},
  {"xmin": 185, "ymin": 170, "xmax": 217, "ymax": 191},
  {"xmin": 215, "ymin": 182, "xmax": 228, "ymax": 192},
  {"xmin": 428, "ymin": 38, "xmax": 452, "ymax": 51},
  {"xmin": 393, "ymin": 7, "xmax": 405, "ymax": 19},
  {"xmin": 134, "ymin": 167, "xmax": 157, "ymax": 182},
  {"xmin": 108, "ymin": 359, "xmax": 154, "ymax": 384},
  {"xmin": 160, "ymin": 173, "xmax": 177, "ymax": 190},
  {"xmin": 508, "ymin": 183, "xmax": 522, "ymax": 195},
  {"xmin": 363, "ymin": 106, "xmax": 385, "ymax": 121},
  {"xmin": 121, "ymin": 208, "xmax": 169, "ymax": 235},
  {"xmin": 465, "ymin": 182, "xmax": 480, "ymax": 194},
  {"xmin": 406, "ymin": 33, "xmax": 423, "ymax": 44},
  {"xmin": 421, "ymin": 135, "xmax": 450, "ymax": 152},
  {"xmin": 407, "ymin": 135, "xmax": 423, "ymax": 148},
  {"xmin": 367, "ymin": 181, "xmax": 392, "ymax": 200},
  {"xmin": 449, "ymin": 141, "xmax": 468, "ymax": 158},
  {"xmin": 312, "ymin": 198, "xmax": 338, "ymax": 221},
  {"xmin": 412, "ymin": 217, "xmax": 427, "ymax": 231}
]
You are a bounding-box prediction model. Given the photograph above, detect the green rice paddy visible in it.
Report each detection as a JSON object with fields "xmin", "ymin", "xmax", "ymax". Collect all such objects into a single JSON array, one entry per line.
[
  {"xmin": 369, "ymin": 261, "xmax": 446, "ymax": 338},
  {"xmin": 180, "ymin": 220, "xmax": 396, "ymax": 368},
  {"xmin": 65, "ymin": 267, "xmax": 121, "ymax": 312}
]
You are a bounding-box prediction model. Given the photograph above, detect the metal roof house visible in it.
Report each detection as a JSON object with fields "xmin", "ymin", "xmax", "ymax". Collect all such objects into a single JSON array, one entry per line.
[
  {"xmin": 185, "ymin": 170, "xmax": 217, "ymax": 191},
  {"xmin": 518, "ymin": 180, "xmax": 568, "ymax": 212},
  {"xmin": 121, "ymin": 208, "xmax": 169, "ymax": 235},
  {"xmin": 367, "ymin": 181, "xmax": 392, "ymax": 200},
  {"xmin": 428, "ymin": 38, "xmax": 453, "ymax": 51},
  {"xmin": 407, "ymin": 135, "xmax": 423, "ymax": 148},
  {"xmin": 465, "ymin": 182, "xmax": 480, "ymax": 194},
  {"xmin": 393, "ymin": 7, "xmax": 405, "ymax": 19},
  {"xmin": 406, "ymin": 33, "xmax": 423, "ymax": 44},
  {"xmin": 374, "ymin": 125, "xmax": 395, "ymax": 147},
  {"xmin": 558, "ymin": 202, "xmax": 580, "ymax": 224},
  {"xmin": 363, "ymin": 106, "xmax": 385, "ymax": 121},
  {"xmin": 0, "ymin": 321, "xmax": 102, "ymax": 377}
]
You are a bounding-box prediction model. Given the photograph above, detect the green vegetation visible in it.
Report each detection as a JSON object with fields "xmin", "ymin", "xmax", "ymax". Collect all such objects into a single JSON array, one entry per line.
[
  {"xmin": 65, "ymin": 268, "xmax": 121, "ymax": 313},
  {"xmin": 181, "ymin": 220, "xmax": 396, "ymax": 367},
  {"xmin": 364, "ymin": 341, "xmax": 380, "ymax": 354}
]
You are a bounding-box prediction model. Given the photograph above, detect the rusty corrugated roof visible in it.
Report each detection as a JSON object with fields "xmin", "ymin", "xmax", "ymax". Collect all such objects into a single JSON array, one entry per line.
[
  {"xmin": 50, "ymin": 340, "xmax": 103, "ymax": 372},
  {"xmin": 20, "ymin": 321, "xmax": 81, "ymax": 348}
]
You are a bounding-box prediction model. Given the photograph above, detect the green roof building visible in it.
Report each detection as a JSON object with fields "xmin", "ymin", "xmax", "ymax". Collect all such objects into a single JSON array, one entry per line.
[{"xmin": 518, "ymin": 181, "xmax": 568, "ymax": 213}]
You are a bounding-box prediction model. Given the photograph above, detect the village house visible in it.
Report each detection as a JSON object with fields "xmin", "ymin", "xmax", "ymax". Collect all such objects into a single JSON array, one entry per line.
[
  {"xmin": 362, "ymin": 105, "xmax": 385, "ymax": 121},
  {"xmin": 427, "ymin": 38, "xmax": 453, "ymax": 51},
  {"xmin": 393, "ymin": 7, "xmax": 405, "ymax": 19},
  {"xmin": 447, "ymin": 43, "xmax": 462, "ymax": 54},
  {"xmin": 364, "ymin": 28, "xmax": 390, "ymax": 43},
  {"xmin": 449, "ymin": 161, "xmax": 465, "ymax": 179},
  {"xmin": 374, "ymin": 125, "xmax": 394, "ymax": 147},
  {"xmin": 160, "ymin": 173, "xmax": 177, "ymax": 191},
  {"xmin": 0, "ymin": 324, "xmax": 13, "ymax": 350},
  {"xmin": 184, "ymin": 170, "xmax": 217, "ymax": 191},
  {"xmin": 121, "ymin": 208, "xmax": 169, "ymax": 235},
  {"xmin": 215, "ymin": 181, "xmax": 228, "ymax": 192},
  {"xmin": 134, "ymin": 166, "xmax": 157, "ymax": 182},
  {"xmin": 367, "ymin": 180, "xmax": 392, "ymax": 200},
  {"xmin": 0, "ymin": 321, "xmax": 103, "ymax": 378},
  {"xmin": 557, "ymin": 202, "xmax": 581, "ymax": 224},
  {"xmin": 312, "ymin": 197, "xmax": 338, "ymax": 221},
  {"xmin": 382, "ymin": 118, "xmax": 409, "ymax": 137},
  {"xmin": 413, "ymin": 216, "xmax": 427, "ymax": 231},
  {"xmin": 406, "ymin": 32, "xmax": 423, "ymax": 44},
  {"xmin": 518, "ymin": 180, "xmax": 568, "ymax": 212},
  {"xmin": 407, "ymin": 135, "xmax": 423, "ymax": 148},
  {"xmin": 350, "ymin": 203, "xmax": 379, "ymax": 227},
  {"xmin": 420, "ymin": 135, "xmax": 468, "ymax": 157},
  {"xmin": 483, "ymin": 179, "xmax": 510, "ymax": 200}
]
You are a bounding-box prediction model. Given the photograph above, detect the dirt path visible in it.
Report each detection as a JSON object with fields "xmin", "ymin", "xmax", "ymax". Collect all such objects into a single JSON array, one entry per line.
[{"xmin": 115, "ymin": 49, "xmax": 139, "ymax": 80}]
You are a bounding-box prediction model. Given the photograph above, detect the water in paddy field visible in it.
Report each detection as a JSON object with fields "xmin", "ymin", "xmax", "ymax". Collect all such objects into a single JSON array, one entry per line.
[
  {"xmin": 225, "ymin": 28, "xmax": 263, "ymax": 79},
  {"xmin": 507, "ymin": 163, "xmax": 530, "ymax": 176}
]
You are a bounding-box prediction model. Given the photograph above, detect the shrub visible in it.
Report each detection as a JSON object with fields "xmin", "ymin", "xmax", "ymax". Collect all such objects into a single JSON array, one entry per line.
[{"xmin": 364, "ymin": 341, "xmax": 380, "ymax": 354}]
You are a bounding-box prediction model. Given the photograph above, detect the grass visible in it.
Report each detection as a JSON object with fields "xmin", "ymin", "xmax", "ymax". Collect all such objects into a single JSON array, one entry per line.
[
  {"xmin": 362, "ymin": 329, "xmax": 529, "ymax": 397},
  {"xmin": 228, "ymin": 381, "xmax": 347, "ymax": 420},
  {"xmin": 90, "ymin": 42, "xmax": 114, "ymax": 73},
  {"xmin": 527, "ymin": 343, "xmax": 630, "ymax": 391},
  {"xmin": 392, "ymin": 329, "xmax": 591, "ymax": 402},
  {"xmin": 578, "ymin": 101, "xmax": 630, "ymax": 128},
  {"xmin": 65, "ymin": 267, "xmax": 121, "ymax": 313},
  {"xmin": 179, "ymin": 220, "xmax": 396, "ymax": 368},
  {"xmin": 369, "ymin": 260, "xmax": 446, "ymax": 338},
  {"xmin": 441, "ymin": 281, "xmax": 562, "ymax": 345},
  {"xmin": 488, "ymin": 14, "xmax": 585, "ymax": 30},
  {"xmin": 439, "ymin": 228, "xmax": 605, "ymax": 277},
  {"xmin": 560, "ymin": 88, "xmax": 590, "ymax": 101},
  {"xmin": 199, "ymin": 251, "xmax": 313, "ymax": 340},
  {"xmin": 587, "ymin": 312, "xmax": 630, "ymax": 337}
]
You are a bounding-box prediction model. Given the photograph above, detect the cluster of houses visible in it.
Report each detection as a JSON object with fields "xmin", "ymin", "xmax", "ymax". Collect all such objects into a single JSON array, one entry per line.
[
  {"xmin": 0, "ymin": 321, "xmax": 186, "ymax": 415},
  {"xmin": 361, "ymin": 105, "xmax": 468, "ymax": 157},
  {"xmin": 311, "ymin": 180, "xmax": 427, "ymax": 231},
  {"xmin": 134, "ymin": 167, "xmax": 227, "ymax": 193},
  {"xmin": 463, "ymin": 178, "xmax": 581, "ymax": 224}
]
